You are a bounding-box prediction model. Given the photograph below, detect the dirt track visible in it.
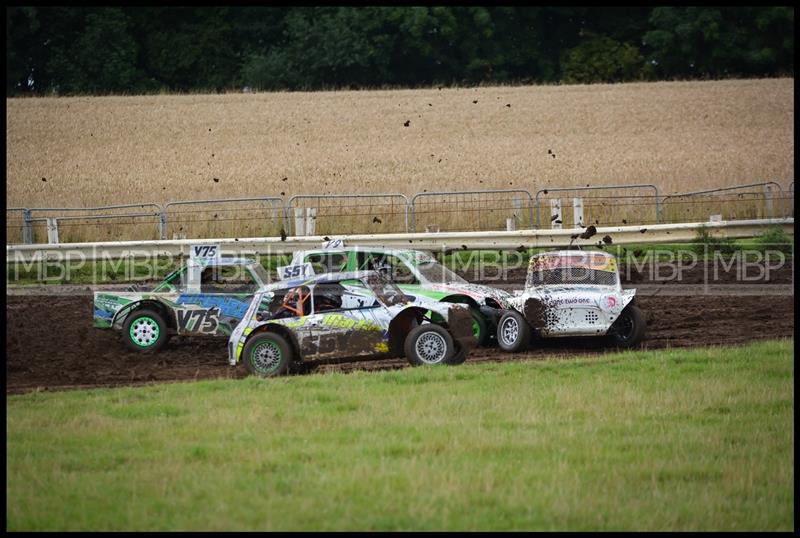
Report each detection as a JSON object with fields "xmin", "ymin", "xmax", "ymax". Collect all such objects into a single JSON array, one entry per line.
[{"xmin": 6, "ymin": 260, "xmax": 794, "ymax": 394}]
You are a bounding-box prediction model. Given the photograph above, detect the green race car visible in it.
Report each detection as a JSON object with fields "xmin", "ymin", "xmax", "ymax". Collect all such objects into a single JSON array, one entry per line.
[
  {"xmin": 287, "ymin": 247, "xmax": 512, "ymax": 346},
  {"xmin": 94, "ymin": 256, "xmax": 270, "ymax": 351}
]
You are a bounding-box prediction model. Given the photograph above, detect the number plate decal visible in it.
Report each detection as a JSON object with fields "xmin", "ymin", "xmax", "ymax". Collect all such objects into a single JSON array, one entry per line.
[
  {"xmin": 276, "ymin": 262, "xmax": 315, "ymax": 280},
  {"xmin": 322, "ymin": 238, "xmax": 345, "ymax": 249},
  {"xmin": 190, "ymin": 244, "xmax": 220, "ymax": 260}
]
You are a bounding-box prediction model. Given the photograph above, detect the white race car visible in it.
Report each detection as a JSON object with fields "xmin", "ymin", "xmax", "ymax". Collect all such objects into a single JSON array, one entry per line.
[
  {"xmin": 228, "ymin": 271, "xmax": 476, "ymax": 376},
  {"xmin": 496, "ymin": 250, "xmax": 646, "ymax": 351}
]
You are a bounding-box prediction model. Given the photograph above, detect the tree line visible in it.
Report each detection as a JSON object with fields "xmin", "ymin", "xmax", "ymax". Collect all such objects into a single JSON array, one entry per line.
[{"xmin": 6, "ymin": 6, "xmax": 794, "ymax": 95}]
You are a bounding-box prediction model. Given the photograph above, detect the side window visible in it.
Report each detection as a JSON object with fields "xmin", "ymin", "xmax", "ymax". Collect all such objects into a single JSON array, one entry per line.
[
  {"xmin": 200, "ymin": 266, "xmax": 258, "ymax": 293},
  {"xmin": 356, "ymin": 252, "xmax": 382, "ymax": 271},
  {"xmin": 384, "ymin": 255, "xmax": 418, "ymax": 284},
  {"xmin": 200, "ymin": 267, "xmax": 222, "ymax": 293},
  {"xmin": 221, "ymin": 265, "xmax": 258, "ymax": 293},
  {"xmin": 254, "ymin": 294, "xmax": 275, "ymax": 322},
  {"xmin": 267, "ymin": 285, "xmax": 312, "ymax": 319},
  {"xmin": 312, "ymin": 283, "xmax": 345, "ymax": 313},
  {"xmin": 306, "ymin": 253, "xmax": 348, "ymax": 274},
  {"xmin": 155, "ymin": 267, "xmax": 187, "ymax": 292},
  {"xmin": 305, "ymin": 254, "xmax": 325, "ymax": 274}
]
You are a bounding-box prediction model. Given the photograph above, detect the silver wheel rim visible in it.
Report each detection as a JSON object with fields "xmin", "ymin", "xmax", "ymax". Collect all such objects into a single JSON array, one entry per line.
[
  {"xmin": 252, "ymin": 341, "xmax": 282, "ymax": 372},
  {"xmin": 501, "ymin": 317, "xmax": 519, "ymax": 346},
  {"xmin": 415, "ymin": 331, "xmax": 447, "ymax": 364}
]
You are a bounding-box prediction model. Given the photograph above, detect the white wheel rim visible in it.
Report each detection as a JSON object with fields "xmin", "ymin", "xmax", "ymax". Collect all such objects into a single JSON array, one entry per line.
[
  {"xmin": 131, "ymin": 318, "xmax": 159, "ymax": 346},
  {"xmin": 415, "ymin": 331, "xmax": 447, "ymax": 364},
  {"xmin": 501, "ymin": 317, "xmax": 519, "ymax": 346}
]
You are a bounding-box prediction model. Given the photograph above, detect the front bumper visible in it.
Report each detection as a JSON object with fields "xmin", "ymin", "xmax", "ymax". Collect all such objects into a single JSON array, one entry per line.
[{"xmin": 227, "ymin": 339, "xmax": 238, "ymax": 366}]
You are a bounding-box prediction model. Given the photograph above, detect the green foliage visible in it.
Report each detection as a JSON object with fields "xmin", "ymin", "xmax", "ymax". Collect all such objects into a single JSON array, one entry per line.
[
  {"xmin": 752, "ymin": 226, "xmax": 794, "ymax": 255},
  {"xmin": 561, "ymin": 34, "xmax": 651, "ymax": 83},
  {"xmin": 129, "ymin": 7, "xmax": 240, "ymax": 92},
  {"xmin": 692, "ymin": 225, "xmax": 737, "ymax": 256},
  {"xmin": 5, "ymin": 6, "xmax": 795, "ymax": 95},
  {"xmin": 644, "ymin": 7, "xmax": 794, "ymax": 79},
  {"xmin": 6, "ymin": 7, "xmax": 41, "ymax": 93},
  {"xmin": 242, "ymin": 7, "xmax": 398, "ymax": 90},
  {"xmin": 49, "ymin": 9, "xmax": 139, "ymax": 93}
]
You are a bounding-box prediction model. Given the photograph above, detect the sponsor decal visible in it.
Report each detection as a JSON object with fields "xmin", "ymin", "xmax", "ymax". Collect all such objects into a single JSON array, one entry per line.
[
  {"xmin": 529, "ymin": 254, "xmax": 618, "ymax": 273},
  {"xmin": 549, "ymin": 297, "xmax": 593, "ymax": 306},
  {"xmin": 320, "ymin": 313, "xmax": 383, "ymax": 332},
  {"xmin": 606, "ymin": 295, "xmax": 617, "ymax": 308},
  {"xmin": 94, "ymin": 294, "xmax": 132, "ymax": 311},
  {"xmin": 177, "ymin": 294, "xmax": 250, "ymax": 320},
  {"xmin": 279, "ymin": 317, "xmax": 309, "ymax": 328},
  {"xmin": 269, "ymin": 312, "xmax": 384, "ymax": 332},
  {"xmin": 406, "ymin": 251, "xmax": 435, "ymax": 266},
  {"xmin": 93, "ymin": 317, "xmax": 113, "ymax": 328}
]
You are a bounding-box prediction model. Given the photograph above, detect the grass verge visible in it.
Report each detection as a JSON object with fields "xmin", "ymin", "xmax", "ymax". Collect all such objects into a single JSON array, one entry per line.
[{"xmin": 6, "ymin": 339, "xmax": 794, "ymax": 531}]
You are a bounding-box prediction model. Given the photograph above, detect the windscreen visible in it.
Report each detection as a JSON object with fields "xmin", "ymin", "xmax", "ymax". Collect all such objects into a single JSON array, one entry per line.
[
  {"xmin": 414, "ymin": 260, "xmax": 468, "ymax": 285},
  {"xmin": 526, "ymin": 253, "xmax": 619, "ymax": 288},
  {"xmin": 153, "ymin": 266, "xmax": 186, "ymax": 291},
  {"xmin": 248, "ymin": 263, "xmax": 271, "ymax": 286},
  {"xmin": 365, "ymin": 272, "xmax": 410, "ymax": 307}
]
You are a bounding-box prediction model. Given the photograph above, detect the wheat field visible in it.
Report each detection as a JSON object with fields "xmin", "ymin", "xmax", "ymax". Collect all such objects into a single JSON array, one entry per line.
[{"xmin": 5, "ymin": 78, "xmax": 794, "ymax": 240}]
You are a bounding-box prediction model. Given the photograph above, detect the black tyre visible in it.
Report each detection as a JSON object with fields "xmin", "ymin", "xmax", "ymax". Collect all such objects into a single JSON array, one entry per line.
[
  {"xmin": 122, "ymin": 309, "xmax": 170, "ymax": 352},
  {"xmin": 445, "ymin": 344, "xmax": 469, "ymax": 365},
  {"xmin": 469, "ymin": 308, "xmax": 490, "ymax": 347},
  {"xmin": 607, "ymin": 305, "xmax": 646, "ymax": 348},
  {"xmin": 242, "ymin": 332, "xmax": 293, "ymax": 377},
  {"xmin": 404, "ymin": 324, "xmax": 455, "ymax": 366},
  {"xmin": 496, "ymin": 310, "xmax": 531, "ymax": 353}
]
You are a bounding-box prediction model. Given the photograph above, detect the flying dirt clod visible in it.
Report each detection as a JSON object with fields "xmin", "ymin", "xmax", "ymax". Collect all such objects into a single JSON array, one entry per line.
[{"xmin": 579, "ymin": 225, "xmax": 597, "ymax": 239}]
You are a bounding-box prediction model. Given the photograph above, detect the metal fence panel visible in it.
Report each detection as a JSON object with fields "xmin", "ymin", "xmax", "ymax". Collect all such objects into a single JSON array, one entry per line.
[
  {"xmin": 164, "ymin": 197, "xmax": 284, "ymax": 240},
  {"xmin": 660, "ymin": 182, "xmax": 789, "ymax": 223},
  {"xmin": 5, "ymin": 208, "xmax": 31, "ymax": 244},
  {"xmin": 287, "ymin": 194, "xmax": 409, "ymax": 235},
  {"xmin": 410, "ymin": 189, "xmax": 534, "ymax": 232},
  {"xmin": 534, "ymin": 184, "xmax": 660, "ymax": 228},
  {"xmin": 24, "ymin": 204, "xmax": 163, "ymax": 244},
  {"xmin": 7, "ymin": 179, "xmax": 794, "ymax": 245}
]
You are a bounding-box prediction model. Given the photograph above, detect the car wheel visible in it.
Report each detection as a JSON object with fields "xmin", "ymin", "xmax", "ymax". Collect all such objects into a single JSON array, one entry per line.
[
  {"xmin": 607, "ymin": 305, "xmax": 646, "ymax": 348},
  {"xmin": 242, "ymin": 332, "xmax": 293, "ymax": 377},
  {"xmin": 469, "ymin": 308, "xmax": 490, "ymax": 347},
  {"xmin": 497, "ymin": 310, "xmax": 531, "ymax": 353},
  {"xmin": 123, "ymin": 309, "xmax": 170, "ymax": 352},
  {"xmin": 445, "ymin": 344, "xmax": 469, "ymax": 365},
  {"xmin": 404, "ymin": 324, "xmax": 454, "ymax": 366}
]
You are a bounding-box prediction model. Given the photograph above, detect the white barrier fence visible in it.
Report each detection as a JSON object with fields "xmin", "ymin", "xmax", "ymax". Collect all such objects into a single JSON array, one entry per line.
[{"xmin": 5, "ymin": 218, "xmax": 793, "ymax": 263}]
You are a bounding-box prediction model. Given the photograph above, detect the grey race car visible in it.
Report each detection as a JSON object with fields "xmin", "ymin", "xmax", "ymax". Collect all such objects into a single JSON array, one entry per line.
[{"xmin": 228, "ymin": 270, "xmax": 476, "ymax": 376}]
